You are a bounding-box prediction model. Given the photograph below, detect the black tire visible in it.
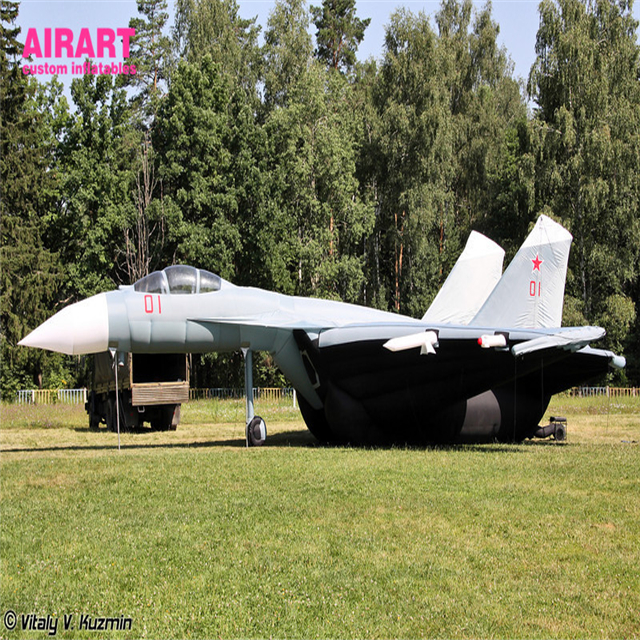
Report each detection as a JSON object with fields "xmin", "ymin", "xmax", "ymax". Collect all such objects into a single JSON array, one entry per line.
[
  {"xmin": 169, "ymin": 405, "xmax": 180, "ymax": 431},
  {"xmin": 246, "ymin": 416, "xmax": 267, "ymax": 446},
  {"xmin": 151, "ymin": 405, "xmax": 176, "ymax": 431},
  {"xmin": 106, "ymin": 394, "xmax": 130, "ymax": 432},
  {"xmin": 87, "ymin": 392, "xmax": 101, "ymax": 430},
  {"xmin": 105, "ymin": 396, "xmax": 116, "ymax": 432},
  {"xmin": 151, "ymin": 419, "xmax": 170, "ymax": 431}
]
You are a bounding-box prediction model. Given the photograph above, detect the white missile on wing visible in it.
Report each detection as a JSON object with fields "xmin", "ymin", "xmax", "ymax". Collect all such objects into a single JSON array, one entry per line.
[
  {"xmin": 477, "ymin": 334, "xmax": 507, "ymax": 349},
  {"xmin": 383, "ymin": 331, "xmax": 439, "ymax": 355}
]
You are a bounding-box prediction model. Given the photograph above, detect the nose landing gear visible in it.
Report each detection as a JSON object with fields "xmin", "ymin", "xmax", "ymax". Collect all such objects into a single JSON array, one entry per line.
[
  {"xmin": 243, "ymin": 347, "xmax": 267, "ymax": 447},
  {"xmin": 246, "ymin": 415, "xmax": 267, "ymax": 447}
]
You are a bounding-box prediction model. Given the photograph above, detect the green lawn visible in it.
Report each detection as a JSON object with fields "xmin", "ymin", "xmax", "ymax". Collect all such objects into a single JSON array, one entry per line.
[{"xmin": 1, "ymin": 396, "xmax": 639, "ymax": 638}]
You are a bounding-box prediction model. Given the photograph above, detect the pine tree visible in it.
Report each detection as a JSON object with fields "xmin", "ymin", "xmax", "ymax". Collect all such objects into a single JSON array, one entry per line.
[
  {"xmin": 53, "ymin": 72, "xmax": 137, "ymax": 298},
  {"xmin": 264, "ymin": 61, "xmax": 374, "ymax": 301},
  {"xmin": 152, "ymin": 55, "xmax": 241, "ymax": 278},
  {"xmin": 125, "ymin": 0, "xmax": 173, "ymax": 122},
  {"xmin": 173, "ymin": 0, "xmax": 261, "ymax": 104},
  {"xmin": 369, "ymin": 1, "xmax": 526, "ymax": 316},
  {"xmin": 310, "ymin": 0, "xmax": 370, "ymax": 73},
  {"xmin": 0, "ymin": 0, "xmax": 65, "ymax": 395}
]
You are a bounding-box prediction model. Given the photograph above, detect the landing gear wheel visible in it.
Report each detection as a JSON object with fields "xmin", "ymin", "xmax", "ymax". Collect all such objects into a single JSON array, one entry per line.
[{"xmin": 246, "ymin": 416, "xmax": 267, "ymax": 447}]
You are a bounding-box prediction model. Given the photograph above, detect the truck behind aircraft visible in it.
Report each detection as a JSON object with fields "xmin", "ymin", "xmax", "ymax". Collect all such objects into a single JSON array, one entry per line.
[{"xmin": 86, "ymin": 352, "xmax": 189, "ymax": 432}]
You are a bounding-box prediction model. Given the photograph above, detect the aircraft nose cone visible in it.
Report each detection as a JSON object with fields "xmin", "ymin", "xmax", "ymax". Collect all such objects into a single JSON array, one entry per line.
[{"xmin": 19, "ymin": 293, "xmax": 109, "ymax": 355}]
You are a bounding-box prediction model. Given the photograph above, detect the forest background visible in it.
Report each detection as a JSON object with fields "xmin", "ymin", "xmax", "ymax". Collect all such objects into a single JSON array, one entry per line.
[{"xmin": 1, "ymin": 0, "xmax": 639, "ymax": 397}]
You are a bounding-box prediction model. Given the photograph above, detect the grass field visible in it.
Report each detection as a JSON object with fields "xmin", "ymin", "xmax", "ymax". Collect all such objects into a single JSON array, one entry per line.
[{"xmin": 1, "ymin": 396, "xmax": 639, "ymax": 639}]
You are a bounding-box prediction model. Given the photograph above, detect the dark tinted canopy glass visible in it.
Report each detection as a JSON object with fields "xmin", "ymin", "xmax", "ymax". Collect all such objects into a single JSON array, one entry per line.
[{"xmin": 134, "ymin": 266, "xmax": 221, "ymax": 294}]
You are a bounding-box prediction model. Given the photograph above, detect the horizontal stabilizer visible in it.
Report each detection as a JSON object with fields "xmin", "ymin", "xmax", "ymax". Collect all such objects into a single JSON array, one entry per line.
[
  {"xmin": 577, "ymin": 346, "xmax": 626, "ymax": 369},
  {"xmin": 471, "ymin": 215, "xmax": 572, "ymax": 329},
  {"xmin": 422, "ymin": 231, "xmax": 505, "ymax": 325},
  {"xmin": 511, "ymin": 326, "xmax": 605, "ymax": 357}
]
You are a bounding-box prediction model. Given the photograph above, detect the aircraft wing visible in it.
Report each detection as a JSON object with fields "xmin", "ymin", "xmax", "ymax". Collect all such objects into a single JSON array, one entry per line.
[
  {"xmin": 379, "ymin": 325, "xmax": 617, "ymax": 361},
  {"xmin": 370, "ymin": 325, "xmax": 615, "ymax": 361},
  {"xmin": 189, "ymin": 296, "xmax": 422, "ymax": 333},
  {"xmin": 190, "ymin": 311, "xmax": 327, "ymax": 331},
  {"xmin": 313, "ymin": 322, "xmax": 623, "ymax": 400}
]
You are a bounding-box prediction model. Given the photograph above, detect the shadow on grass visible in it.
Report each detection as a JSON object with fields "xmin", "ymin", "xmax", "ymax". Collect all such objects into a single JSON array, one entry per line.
[
  {"xmin": 3, "ymin": 427, "xmax": 565, "ymax": 455},
  {"xmin": 2, "ymin": 429, "xmax": 320, "ymax": 454}
]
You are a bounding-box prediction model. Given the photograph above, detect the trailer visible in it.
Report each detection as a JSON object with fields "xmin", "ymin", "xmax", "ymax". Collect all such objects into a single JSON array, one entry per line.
[{"xmin": 86, "ymin": 352, "xmax": 190, "ymax": 432}]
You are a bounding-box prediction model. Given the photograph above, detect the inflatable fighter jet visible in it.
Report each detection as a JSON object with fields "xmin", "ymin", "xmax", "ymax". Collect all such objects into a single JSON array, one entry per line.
[{"xmin": 20, "ymin": 215, "xmax": 625, "ymax": 444}]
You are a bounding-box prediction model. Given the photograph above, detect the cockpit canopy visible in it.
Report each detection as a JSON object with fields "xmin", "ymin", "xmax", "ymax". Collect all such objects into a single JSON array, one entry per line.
[{"xmin": 133, "ymin": 266, "xmax": 221, "ymax": 295}]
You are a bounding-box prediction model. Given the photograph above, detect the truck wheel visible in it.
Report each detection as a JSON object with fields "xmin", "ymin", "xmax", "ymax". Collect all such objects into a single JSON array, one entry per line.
[
  {"xmin": 105, "ymin": 397, "xmax": 116, "ymax": 432},
  {"xmin": 150, "ymin": 417, "xmax": 167, "ymax": 431},
  {"xmin": 151, "ymin": 405, "xmax": 177, "ymax": 431},
  {"xmin": 89, "ymin": 414, "xmax": 101, "ymax": 431},
  {"xmin": 105, "ymin": 395, "xmax": 128, "ymax": 432},
  {"xmin": 169, "ymin": 405, "xmax": 180, "ymax": 431},
  {"xmin": 87, "ymin": 392, "xmax": 101, "ymax": 430}
]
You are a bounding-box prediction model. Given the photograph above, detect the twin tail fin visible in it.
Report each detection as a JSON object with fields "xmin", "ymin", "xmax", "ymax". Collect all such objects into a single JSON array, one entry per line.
[
  {"xmin": 424, "ymin": 215, "xmax": 573, "ymax": 330},
  {"xmin": 470, "ymin": 215, "xmax": 572, "ymax": 329}
]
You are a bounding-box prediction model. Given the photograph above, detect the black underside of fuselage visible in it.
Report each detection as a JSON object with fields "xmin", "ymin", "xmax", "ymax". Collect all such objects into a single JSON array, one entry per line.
[{"xmin": 294, "ymin": 332, "xmax": 612, "ymax": 446}]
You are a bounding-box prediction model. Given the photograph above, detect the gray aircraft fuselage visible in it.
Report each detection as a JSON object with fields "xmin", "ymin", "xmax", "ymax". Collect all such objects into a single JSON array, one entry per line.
[{"xmin": 108, "ymin": 279, "xmax": 421, "ymax": 415}]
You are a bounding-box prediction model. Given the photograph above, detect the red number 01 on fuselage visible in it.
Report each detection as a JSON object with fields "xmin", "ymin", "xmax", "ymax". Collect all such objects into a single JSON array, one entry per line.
[{"xmin": 144, "ymin": 295, "xmax": 162, "ymax": 314}]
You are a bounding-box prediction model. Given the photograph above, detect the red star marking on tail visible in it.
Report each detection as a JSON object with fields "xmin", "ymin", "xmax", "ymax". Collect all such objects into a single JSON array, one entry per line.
[{"xmin": 532, "ymin": 253, "xmax": 543, "ymax": 271}]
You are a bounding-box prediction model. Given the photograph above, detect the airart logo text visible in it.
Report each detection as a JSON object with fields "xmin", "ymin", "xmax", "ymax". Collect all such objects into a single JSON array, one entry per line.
[{"xmin": 21, "ymin": 28, "xmax": 137, "ymax": 76}]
